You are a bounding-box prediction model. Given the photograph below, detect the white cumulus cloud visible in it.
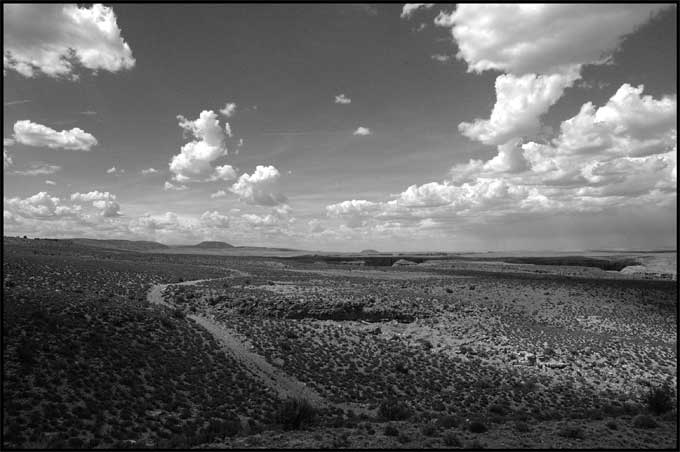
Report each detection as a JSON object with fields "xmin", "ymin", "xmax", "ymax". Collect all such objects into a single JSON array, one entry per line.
[
  {"xmin": 219, "ymin": 102, "xmax": 237, "ymax": 118},
  {"xmin": 5, "ymin": 192, "xmax": 80, "ymax": 219},
  {"xmin": 459, "ymin": 68, "xmax": 581, "ymax": 146},
  {"xmin": 13, "ymin": 120, "xmax": 98, "ymax": 151},
  {"xmin": 3, "ymin": 3, "xmax": 135, "ymax": 79},
  {"xmin": 401, "ymin": 3, "xmax": 435, "ymax": 19},
  {"xmin": 70, "ymin": 190, "xmax": 121, "ymax": 217},
  {"xmin": 327, "ymin": 83, "xmax": 676, "ymax": 236},
  {"xmin": 439, "ymin": 4, "xmax": 668, "ymax": 75},
  {"xmin": 199, "ymin": 210, "xmax": 230, "ymax": 228},
  {"xmin": 169, "ymin": 110, "xmax": 233, "ymax": 183},
  {"xmin": 209, "ymin": 164, "xmax": 237, "ymax": 182},
  {"xmin": 230, "ymin": 165, "xmax": 287, "ymax": 206}
]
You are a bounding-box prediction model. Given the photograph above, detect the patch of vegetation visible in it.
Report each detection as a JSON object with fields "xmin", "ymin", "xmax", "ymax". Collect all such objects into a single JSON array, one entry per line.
[
  {"xmin": 383, "ymin": 424, "xmax": 399, "ymax": 436},
  {"xmin": 468, "ymin": 420, "xmax": 487, "ymax": 433},
  {"xmin": 437, "ymin": 415, "xmax": 460, "ymax": 429},
  {"xmin": 442, "ymin": 431, "xmax": 461, "ymax": 447},
  {"xmin": 397, "ymin": 432, "xmax": 410, "ymax": 444},
  {"xmin": 274, "ymin": 398, "xmax": 318, "ymax": 430},
  {"xmin": 557, "ymin": 426, "xmax": 585, "ymax": 439},
  {"xmin": 378, "ymin": 399, "xmax": 412, "ymax": 421},
  {"xmin": 644, "ymin": 382, "xmax": 676, "ymax": 415},
  {"xmin": 632, "ymin": 414, "xmax": 658, "ymax": 429},
  {"xmin": 420, "ymin": 422, "xmax": 439, "ymax": 437},
  {"xmin": 515, "ymin": 421, "xmax": 531, "ymax": 432}
]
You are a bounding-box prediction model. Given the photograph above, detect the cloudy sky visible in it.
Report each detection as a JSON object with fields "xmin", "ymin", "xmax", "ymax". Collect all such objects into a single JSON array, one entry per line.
[{"xmin": 3, "ymin": 4, "xmax": 677, "ymax": 251}]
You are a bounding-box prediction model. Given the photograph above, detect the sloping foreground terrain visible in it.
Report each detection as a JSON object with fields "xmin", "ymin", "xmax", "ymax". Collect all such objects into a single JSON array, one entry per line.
[
  {"xmin": 2, "ymin": 237, "xmax": 677, "ymax": 449},
  {"xmin": 3, "ymin": 240, "xmax": 282, "ymax": 448}
]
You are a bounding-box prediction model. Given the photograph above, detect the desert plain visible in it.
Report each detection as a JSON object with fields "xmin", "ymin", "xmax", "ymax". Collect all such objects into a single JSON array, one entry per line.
[{"xmin": 2, "ymin": 236, "xmax": 677, "ymax": 449}]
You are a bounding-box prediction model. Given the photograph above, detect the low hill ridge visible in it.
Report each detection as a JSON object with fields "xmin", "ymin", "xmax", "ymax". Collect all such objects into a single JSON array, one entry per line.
[
  {"xmin": 69, "ymin": 238, "xmax": 168, "ymax": 251},
  {"xmin": 193, "ymin": 241, "xmax": 234, "ymax": 249}
]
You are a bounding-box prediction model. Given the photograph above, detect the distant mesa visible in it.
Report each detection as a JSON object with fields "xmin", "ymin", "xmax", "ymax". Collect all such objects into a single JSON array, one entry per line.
[
  {"xmin": 192, "ymin": 241, "xmax": 234, "ymax": 249},
  {"xmin": 360, "ymin": 249, "xmax": 379, "ymax": 254}
]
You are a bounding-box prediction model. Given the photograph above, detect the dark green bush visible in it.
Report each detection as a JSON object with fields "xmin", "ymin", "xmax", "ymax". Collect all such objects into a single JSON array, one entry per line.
[
  {"xmin": 274, "ymin": 398, "xmax": 318, "ymax": 430},
  {"xmin": 431, "ymin": 400, "xmax": 446, "ymax": 411},
  {"xmin": 558, "ymin": 426, "xmax": 585, "ymax": 439},
  {"xmin": 172, "ymin": 308, "xmax": 185, "ymax": 319},
  {"xmin": 644, "ymin": 383, "xmax": 675, "ymax": 415},
  {"xmin": 632, "ymin": 414, "xmax": 658, "ymax": 429},
  {"xmin": 383, "ymin": 424, "xmax": 399, "ymax": 436},
  {"xmin": 488, "ymin": 404, "xmax": 507, "ymax": 416},
  {"xmin": 160, "ymin": 315, "xmax": 174, "ymax": 329},
  {"xmin": 469, "ymin": 420, "xmax": 487, "ymax": 433},
  {"xmin": 443, "ymin": 431, "xmax": 461, "ymax": 447},
  {"xmin": 421, "ymin": 422, "xmax": 439, "ymax": 437},
  {"xmin": 331, "ymin": 432, "xmax": 350, "ymax": 448},
  {"xmin": 16, "ymin": 338, "xmax": 36, "ymax": 367},
  {"xmin": 515, "ymin": 421, "xmax": 530, "ymax": 432},
  {"xmin": 437, "ymin": 415, "xmax": 459, "ymax": 429},
  {"xmin": 378, "ymin": 399, "xmax": 412, "ymax": 421},
  {"xmin": 394, "ymin": 361, "xmax": 408, "ymax": 374},
  {"xmin": 397, "ymin": 432, "xmax": 410, "ymax": 444}
]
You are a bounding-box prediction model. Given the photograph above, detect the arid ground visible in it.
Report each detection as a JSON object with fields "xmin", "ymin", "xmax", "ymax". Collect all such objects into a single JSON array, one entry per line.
[{"xmin": 2, "ymin": 237, "xmax": 677, "ymax": 449}]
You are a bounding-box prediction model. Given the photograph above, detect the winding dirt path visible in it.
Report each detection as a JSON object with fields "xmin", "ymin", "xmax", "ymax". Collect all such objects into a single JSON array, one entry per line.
[
  {"xmin": 146, "ymin": 276, "xmax": 328, "ymax": 407},
  {"xmin": 189, "ymin": 314, "xmax": 326, "ymax": 405}
]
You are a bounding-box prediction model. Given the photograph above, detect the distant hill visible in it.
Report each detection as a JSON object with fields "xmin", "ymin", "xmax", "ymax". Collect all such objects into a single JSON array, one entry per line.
[
  {"xmin": 360, "ymin": 249, "xmax": 379, "ymax": 254},
  {"xmin": 191, "ymin": 241, "xmax": 234, "ymax": 249},
  {"xmin": 68, "ymin": 238, "xmax": 168, "ymax": 252}
]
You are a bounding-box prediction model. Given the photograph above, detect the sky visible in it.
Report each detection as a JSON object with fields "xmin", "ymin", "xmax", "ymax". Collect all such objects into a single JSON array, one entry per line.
[{"xmin": 3, "ymin": 3, "xmax": 677, "ymax": 251}]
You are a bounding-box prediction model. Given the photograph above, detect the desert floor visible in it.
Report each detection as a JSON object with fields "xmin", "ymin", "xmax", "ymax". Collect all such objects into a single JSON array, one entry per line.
[{"xmin": 2, "ymin": 237, "xmax": 677, "ymax": 449}]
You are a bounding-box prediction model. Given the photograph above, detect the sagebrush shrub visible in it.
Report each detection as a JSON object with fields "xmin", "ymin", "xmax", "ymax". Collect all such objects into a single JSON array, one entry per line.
[
  {"xmin": 632, "ymin": 414, "xmax": 658, "ymax": 429},
  {"xmin": 16, "ymin": 339, "xmax": 36, "ymax": 367},
  {"xmin": 421, "ymin": 422, "xmax": 438, "ymax": 437},
  {"xmin": 469, "ymin": 420, "xmax": 487, "ymax": 433},
  {"xmin": 644, "ymin": 383, "xmax": 676, "ymax": 415},
  {"xmin": 160, "ymin": 315, "xmax": 174, "ymax": 328},
  {"xmin": 515, "ymin": 421, "xmax": 530, "ymax": 432},
  {"xmin": 383, "ymin": 424, "xmax": 399, "ymax": 436},
  {"xmin": 378, "ymin": 399, "xmax": 412, "ymax": 421},
  {"xmin": 172, "ymin": 308, "xmax": 185, "ymax": 319},
  {"xmin": 442, "ymin": 431, "xmax": 461, "ymax": 447},
  {"xmin": 558, "ymin": 426, "xmax": 585, "ymax": 439},
  {"xmin": 397, "ymin": 432, "xmax": 410, "ymax": 444},
  {"xmin": 275, "ymin": 398, "xmax": 317, "ymax": 430},
  {"xmin": 436, "ymin": 415, "xmax": 459, "ymax": 429},
  {"xmin": 489, "ymin": 404, "xmax": 507, "ymax": 416}
]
